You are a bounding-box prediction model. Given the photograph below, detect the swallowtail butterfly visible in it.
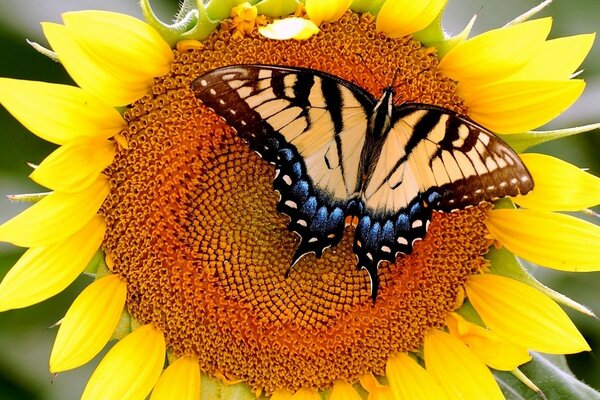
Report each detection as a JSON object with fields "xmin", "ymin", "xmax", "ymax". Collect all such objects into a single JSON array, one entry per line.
[{"xmin": 191, "ymin": 65, "xmax": 534, "ymax": 301}]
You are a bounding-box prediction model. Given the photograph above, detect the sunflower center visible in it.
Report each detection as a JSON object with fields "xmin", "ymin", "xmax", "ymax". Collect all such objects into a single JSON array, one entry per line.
[{"xmin": 101, "ymin": 12, "xmax": 491, "ymax": 393}]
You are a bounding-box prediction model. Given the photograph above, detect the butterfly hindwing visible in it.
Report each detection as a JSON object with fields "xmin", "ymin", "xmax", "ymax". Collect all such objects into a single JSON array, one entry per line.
[{"xmin": 192, "ymin": 65, "xmax": 375, "ymax": 264}]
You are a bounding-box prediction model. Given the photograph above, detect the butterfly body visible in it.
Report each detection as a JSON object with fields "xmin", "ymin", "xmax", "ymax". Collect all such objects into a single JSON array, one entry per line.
[{"xmin": 191, "ymin": 64, "xmax": 534, "ymax": 301}]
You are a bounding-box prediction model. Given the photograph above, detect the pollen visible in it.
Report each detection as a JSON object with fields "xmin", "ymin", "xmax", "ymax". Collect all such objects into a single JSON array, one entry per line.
[{"xmin": 100, "ymin": 12, "xmax": 487, "ymax": 393}]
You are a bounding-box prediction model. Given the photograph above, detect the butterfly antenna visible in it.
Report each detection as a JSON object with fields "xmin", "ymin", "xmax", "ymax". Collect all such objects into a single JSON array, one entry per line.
[{"xmin": 354, "ymin": 52, "xmax": 384, "ymax": 88}]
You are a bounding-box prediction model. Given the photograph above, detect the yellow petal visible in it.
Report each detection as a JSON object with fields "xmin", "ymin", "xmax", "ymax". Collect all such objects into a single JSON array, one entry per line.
[
  {"xmin": 486, "ymin": 209, "xmax": 600, "ymax": 271},
  {"xmin": 461, "ymin": 79, "xmax": 585, "ymax": 133},
  {"xmin": 330, "ymin": 380, "xmax": 362, "ymax": 400},
  {"xmin": 447, "ymin": 313, "xmax": 531, "ymax": 371},
  {"xmin": 30, "ymin": 138, "xmax": 116, "ymax": 193},
  {"xmin": 150, "ymin": 356, "xmax": 200, "ymax": 400},
  {"xmin": 42, "ymin": 22, "xmax": 152, "ymax": 107},
  {"xmin": 82, "ymin": 324, "xmax": 166, "ymax": 400},
  {"xmin": 424, "ymin": 329, "xmax": 504, "ymax": 400},
  {"xmin": 271, "ymin": 389, "xmax": 294, "ymax": 400},
  {"xmin": 466, "ymin": 274, "xmax": 590, "ymax": 353},
  {"xmin": 359, "ymin": 374, "xmax": 394, "ymax": 400},
  {"xmin": 306, "ymin": 0, "xmax": 352, "ymax": 25},
  {"xmin": 259, "ymin": 18, "xmax": 320, "ymax": 40},
  {"xmin": 376, "ymin": 0, "xmax": 446, "ymax": 38},
  {"xmin": 50, "ymin": 274, "xmax": 126, "ymax": 372},
  {"xmin": 0, "ymin": 215, "xmax": 105, "ymax": 311},
  {"xmin": 291, "ymin": 388, "xmax": 320, "ymax": 400},
  {"xmin": 504, "ymin": 33, "xmax": 595, "ymax": 81},
  {"xmin": 386, "ymin": 353, "xmax": 448, "ymax": 400},
  {"xmin": 438, "ymin": 18, "xmax": 552, "ymax": 83},
  {"xmin": 0, "ymin": 176, "xmax": 109, "ymax": 247},
  {"xmin": 514, "ymin": 153, "xmax": 600, "ymax": 211},
  {"xmin": 0, "ymin": 78, "xmax": 125, "ymax": 145},
  {"xmin": 62, "ymin": 11, "xmax": 173, "ymax": 79}
]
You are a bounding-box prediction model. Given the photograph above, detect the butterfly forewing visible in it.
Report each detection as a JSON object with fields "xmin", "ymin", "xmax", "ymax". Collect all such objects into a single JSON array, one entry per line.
[{"xmin": 192, "ymin": 65, "xmax": 375, "ymax": 264}]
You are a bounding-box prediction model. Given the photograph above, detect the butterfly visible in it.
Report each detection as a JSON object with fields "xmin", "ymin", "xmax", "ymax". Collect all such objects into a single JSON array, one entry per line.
[{"xmin": 191, "ymin": 64, "xmax": 534, "ymax": 301}]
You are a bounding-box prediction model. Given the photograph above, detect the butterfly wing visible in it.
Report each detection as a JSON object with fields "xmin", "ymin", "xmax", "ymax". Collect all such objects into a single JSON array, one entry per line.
[
  {"xmin": 355, "ymin": 104, "xmax": 533, "ymax": 298},
  {"xmin": 191, "ymin": 65, "xmax": 375, "ymax": 266}
]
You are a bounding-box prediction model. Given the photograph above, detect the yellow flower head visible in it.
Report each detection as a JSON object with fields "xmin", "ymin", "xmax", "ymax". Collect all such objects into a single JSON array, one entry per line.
[{"xmin": 0, "ymin": 0, "xmax": 598, "ymax": 399}]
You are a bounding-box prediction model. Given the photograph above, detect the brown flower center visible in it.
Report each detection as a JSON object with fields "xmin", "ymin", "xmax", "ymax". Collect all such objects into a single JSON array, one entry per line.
[{"xmin": 101, "ymin": 12, "xmax": 491, "ymax": 393}]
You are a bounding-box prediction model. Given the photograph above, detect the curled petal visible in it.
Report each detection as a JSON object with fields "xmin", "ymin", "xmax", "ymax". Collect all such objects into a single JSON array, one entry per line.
[
  {"xmin": 259, "ymin": 18, "xmax": 320, "ymax": 40},
  {"xmin": 515, "ymin": 153, "xmax": 600, "ymax": 211},
  {"xmin": 438, "ymin": 18, "xmax": 552, "ymax": 83},
  {"xmin": 0, "ymin": 215, "xmax": 105, "ymax": 311},
  {"xmin": 461, "ymin": 79, "xmax": 585, "ymax": 133},
  {"xmin": 150, "ymin": 356, "xmax": 201, "ymax": 400},
  {"xmin": 386, "ymin": 353, "xmax": 448, "ymax": 399},
  {"xmin": 0, "ymin": 78, "xmax": 125, "ymax": 145},
  {"xmin": 466, "ymin": 274, "xmax": 590, "ymax": 354},
  {"xmin": 31, "ymin": 138, "xmax": 116, "ymax": 193},
  {"xmin": 50, "ymin": 274, "xmax": 126, "ymax": 372},
  {"xmin": 0, "ymin": 176, "xmax": 110, "ymax": 247},
  {"xmin": 376, "ymin": 0, "xmax": 446, "ymax": 38},
  {"xmin": 82, "ymin": 324, "xmax": 166, "ymax": 400},
  {"xmin": 486, "ymin": 209, "xmax": 600, "ymax": 272},
  {"xmin": 424, "ymin": 329, "xmax": 504, "ymax": 400}
]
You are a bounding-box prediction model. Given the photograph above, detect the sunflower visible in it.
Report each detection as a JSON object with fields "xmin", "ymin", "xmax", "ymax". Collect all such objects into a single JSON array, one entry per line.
[{"xmin": 0, "ymin": 0, "xmax": 599, "ymax": 399}]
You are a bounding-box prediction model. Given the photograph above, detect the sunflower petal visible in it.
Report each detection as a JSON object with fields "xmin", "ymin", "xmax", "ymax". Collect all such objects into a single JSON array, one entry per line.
[
  {"xmin": 82, "ymin": 324, "xmax": 166, "ymax": 400},
  {"xmin": 150, "ymin": 356, "xmax": 201, "ymax": 400},
  {"xmin": 0, "ymin": 215, "xmax": 105, "ymax": 312},
  {"xmin": 30, "ymin": 139, "xmax": 116, "ymax": 193},
  {"xmin": 0, "ymin": 78, "xmax": 125, "ymax": 145},
  {"xmin": 42, "ymin": 22, "xmax": 154, "ymax": 107},
  {"xmin": 50, "ymin": 274, "xmax": 126, "ymax": 372},
  {"xmin": 486, "ymin": 209, "xmax": 600, "ymax": 271},
  {"xmin": 271, "ymin": 389, "xmax": 294, "ymax": 400},
  {"xmin": 291, "ymin": 388, "xmax": 321, "ymax": 400},
  {"xmin": 504, "ymin": 34, "xmax": 595, "ymax": 81},
  {"xmin": 461, "ymin": 79, "xmax": 585, "ymax": 133},
  {"xmin": 466, "ymin": 274, "xmax": 590, "ymax": 353},
  {"xmin": 0, "ymin": 176, "xmax": 109, "ymax": 247},
  {"xmin": 447, "ymin": 313, "xmax": 531, "ymax": 371},
  {"xmin": 438, "ymin": 18, "xmax": 552, "ymax": 83},
  {"xmin": 329, "ymin": 381, "xmax": 362, "ymax": 400},
  {"xmin": 259, "ymin": 18, "xmax": 320, "ymax": 40},
  {"xmin": 376, "ymin": 0, "xmax": 446, "ymax": 38},
  {"xmin": 306, "ymin": 0, "xmax": 353, "ymax": 25},
  {"xmin": 514, "ymin": 153, "xmax": 600, "ymax": 211},
  {"xmin": 386, "ymin": 353, "xmax": 448, "ymax": 400},
  {"xmin": 61, "ymin": 11, "xmax": 173, "ymax": 78},
  {"xmin": 424, "ymin": 329, "xmax": 504, "ymax": 400}
]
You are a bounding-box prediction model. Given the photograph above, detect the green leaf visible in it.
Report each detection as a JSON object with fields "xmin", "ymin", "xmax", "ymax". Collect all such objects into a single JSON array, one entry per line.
[
  {"xmin": 494, "ymin": 353, "xmax": 600, "ymax": 399},
  {"xmin": 350, "ymin": 0, "xmax": 386, "ymax": 15},
  {"xmin": 502, "ymin": 123, "xmax": 600, "ymax": 153}
]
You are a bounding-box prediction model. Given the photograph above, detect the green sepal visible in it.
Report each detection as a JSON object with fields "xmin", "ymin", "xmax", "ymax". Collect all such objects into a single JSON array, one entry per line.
[
  {"xmin": 411, "ymin": 7, "xmax": 446, "ymax": 47},
  {"xmin": 200, "ymin": 374, "xmax": 257, "ymax": 400},
  {"xmin": 425, "ymin": 14, "xmax": 476, "ymax": 58},
  {"xmin": 179, "ymin": 1, "xmax": 221, "ymax": 42},
  {"xmin": 25, "ymin": 39, "xmax": 59, "ymax": 62},
  {"xmin": 111, "ymin": 309, "xmax": 132, "ymax": 341},
  {"xmin": 140, "ymin": 0, "xmax": 219, "ymax": 47},
  {"xmin": 82, "ymin": 249, "xmax": 105, "ymax": 276},
  {"xmin": 501, "ymin": 123, "xmax": 600, "ymax": 153},
  {"xmin": 505, "ymin": 0, "xmax": 554, "ymax": 26},
  {"xmin": 256, "ymin": 0, "xmax": 299, "ymax": 17},
  {"xmin": 494, "ymin": 353, "xmax": 600, "ymax": 399},
  {"xmin": 6, "ymin": 192, "xmax": 50, "ymax": 203},
  {"xmin": 350, "ymin": 0, "xmax": 386, "ymax": 15}
]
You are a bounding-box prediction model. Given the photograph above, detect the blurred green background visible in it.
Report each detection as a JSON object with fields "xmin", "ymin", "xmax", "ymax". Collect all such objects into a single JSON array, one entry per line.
[{"xmin": 0, "ymin": 0, "xmax": 598, "ymax": 399}]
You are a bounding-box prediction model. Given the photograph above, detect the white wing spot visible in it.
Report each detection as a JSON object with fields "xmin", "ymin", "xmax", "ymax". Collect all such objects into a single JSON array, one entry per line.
[
  {"xmin": 282, "ymin": 175, "xmax": 292, "ymax": 185},
  {"xmin": 241, "ymin": 121, "xmax": 248, "ymax": 127},
  {"xmin": 381, "ymin": 245, "xmax": 391, "ymax": 253},
  {"xmin": 397, "ymin": 237, "xmax": 408, "ymax": 245},
  {"xmin": 229, "ymin": 109, "xmax": 237, "ymax": 115},
  {"xmin": 200, "ymin": 79, "xmax": 208, "ymax": 86},
  {"xmin": 521, "ymin": 176, "xmax": 530, "ymax": 182},
  {"xmin": 308, "ymin": 237, "xmax": 318, "ymax": 243},
  {"xmin": 487, "ymin": 185, "xmax": 496, "ymax": 191},
  {"xmin": 499, "ymin": 181, "xmax": 507, "ymax": 188},
  {"xmin": 209, "ymin": 88, "xmax": 216, "ymax": 95},
  {"xmin": 284, "ymin": 200, "xmax": 297, "ymax": 209},
  {"xmin": 511, "ymin": 178, "xmax": 518, "ymax": 184},
  {"xmin": 366, "ymin": 252, "xmax": 373, "ymax": 261},
  {"xmin": 475, "ymin": 189, "xmax": 483, "ymax": 194},
  {"xmin": 411, "ymin": 220, "xmax": 423, "ymax": 228},
  {"xmin": 218, "ymin": 99, "xmax": 225, "ymax": 105},
  {"xmin": 297, "ymin": 219, "xmax": 308, "ymax": 227}
]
